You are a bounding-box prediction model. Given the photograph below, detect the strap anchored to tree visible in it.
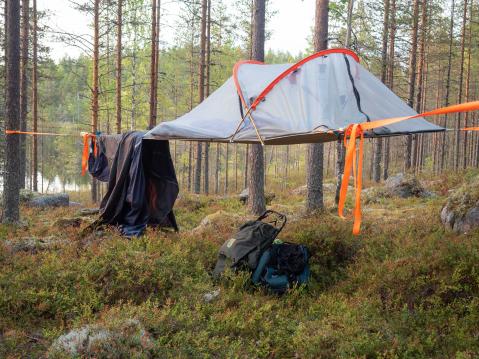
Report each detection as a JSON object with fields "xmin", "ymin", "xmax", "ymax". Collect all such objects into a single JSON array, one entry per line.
[{"xmin": 338, "ymin": 100, "xmax": 479, "ymax": 236}]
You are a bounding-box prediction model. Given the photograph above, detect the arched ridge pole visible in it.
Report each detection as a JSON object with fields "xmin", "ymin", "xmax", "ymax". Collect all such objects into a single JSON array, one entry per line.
[{"xmin": 230, "ymin": 48, "xmax": 360, "ymax": 143}]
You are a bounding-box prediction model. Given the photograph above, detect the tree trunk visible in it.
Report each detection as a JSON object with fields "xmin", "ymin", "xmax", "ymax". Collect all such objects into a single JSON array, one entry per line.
[
  {"xmin": 373, "ymin": 0, "xmax": 389, "ymax": 183},
  {"xmin": 307, "ymin": 0, "xmax": 328, "ymax": 212},
  {"xmin": 91, "ymin": 0, "xmax": 100, "ymax": 202},
  {"xmin": 149, "ymin": 0, "xmax": 157, "ymax": 129},
  {"xmin": 463, "ymin": 0, "xmax": 473, "ymax": 168},
  {"xmin": 194, "ymin": 0, "xmax": 207, "ymax": 194},
  {"xmin": 405, "ymin": 0, "xmax": 419, "ymax": 171},
  {"xmin": 115, "ymin": 0, "xmax": 122, "ymax": 133},
  {"xmin": 204, "ymin": 0, "xmax": 211, "ymax": 194},
  {"xmin": 383, "ymin": 0, "xmax": 396, "ymax": 180},
  {"xmin": 19, "ymin": 0, "xmax": 29, "ymax": 189},
  {"xmin": 455, "ymin": 0, "xmax": 468, "ymax": 169},
  {"xmin": 248, "ymin": 0, "xmax": 266, "ymax": 215},
  {"xmin": 334, "ymin": 0, "xmax": 353, "ymax": 203},
  {"xmin": 32, "ymin": 0, "xmax": 38, "ymax": 192},
  {"xmin": 3, "ymin": 0, "xmax": 21, "ymax": 222},
  {"xmin": 441, "ymin": 0, "xmax": 455, "ymax": 172}
]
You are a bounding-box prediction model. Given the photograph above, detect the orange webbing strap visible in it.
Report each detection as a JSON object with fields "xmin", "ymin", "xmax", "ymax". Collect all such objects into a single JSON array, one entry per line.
[
  {"xmin": 81, "ymin": 133, "xmax": 97, "ymax": 176},
  {"xmin": 338, "ymin": 124, "xmax": 364, "ymax": 235},
  {"xmin": 5, "ymin": 130, "xmax": 72, "ymax": 136},
  {"xmin": 338, "ymin": 100, "xmax": 479, "ymax": 235},
  {"xmin": 462, "ymin": 127, "xmax": 479, "ymax": 131}
]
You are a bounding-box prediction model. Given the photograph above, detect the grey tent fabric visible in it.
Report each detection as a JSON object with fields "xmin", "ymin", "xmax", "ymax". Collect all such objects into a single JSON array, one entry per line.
[{"xmin": 145, "ymin": 50, "xmax": 444, "ymax": 144}]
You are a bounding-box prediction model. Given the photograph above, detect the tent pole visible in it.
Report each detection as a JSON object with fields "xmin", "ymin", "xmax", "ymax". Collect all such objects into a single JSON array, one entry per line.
[{"xmin": 229, "ymin": 108, "xmax": 264, "ymax": 145}]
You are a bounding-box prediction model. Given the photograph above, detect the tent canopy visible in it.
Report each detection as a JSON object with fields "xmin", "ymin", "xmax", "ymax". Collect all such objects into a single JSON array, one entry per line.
[{"xmin": 145, "ymin": 49, "xmax": 443, "ymax": 145}]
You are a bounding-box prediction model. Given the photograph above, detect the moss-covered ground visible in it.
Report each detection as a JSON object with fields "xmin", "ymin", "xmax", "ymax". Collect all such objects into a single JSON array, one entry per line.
[{"xmin": 1, "ymin": 171, "xmax": 479, "ymax": 358}]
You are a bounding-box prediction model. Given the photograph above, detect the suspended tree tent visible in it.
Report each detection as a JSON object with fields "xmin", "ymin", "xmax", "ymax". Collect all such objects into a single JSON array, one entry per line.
[{"xmin": 145, "ymin": 49, "xmax": 443, "ymax": 144}]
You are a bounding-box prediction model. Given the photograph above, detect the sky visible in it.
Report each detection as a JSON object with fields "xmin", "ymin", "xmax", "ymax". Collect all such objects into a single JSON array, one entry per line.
[{"xmin": 37, "ymin": 0, "xmax": 316, "ymax": 61}]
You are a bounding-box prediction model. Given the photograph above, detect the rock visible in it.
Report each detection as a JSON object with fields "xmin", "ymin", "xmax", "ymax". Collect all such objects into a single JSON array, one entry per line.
[
  {"xmin": 203, "ymin": 289, "xmax": 221, "ymax": 303},
  {"xmin": 239, "ymin": 188, "xmax": 275, "ymax": 204},
  {"xmin": 441, "ymin": 175, "xmax": 479, "ymax": 233},
  {"xmin": 50, "ymin": 326, "xmax": 112, "ymax": 356},
  {"xmin": 4, "ymin": 236, "xmax": 68, "ymax": 254},
  {"xmin": 77, "ymin": 208, "xmax": 100, "ymax": 217},
  {"xmin": 49, "ymin": 319, "xmax": 152, "ymax": 357},
  {"xmin": 292, "ymin": 185, "xmax": 307, "ymax": 196},
  {"xmin": 19, "ymin": 189, "xmax": 40, "ymax": 203},
  {"xmin": 192, "ymin": 210, "xmax": 244, "ymax": 233},
  {"xmin": 385, "ymin": 173, "xmax": 428, "ymax": 198},
  {"xmin": 27, "ymin": 193, "xmax": 69, "ymax": 208},
  {"xmin": 54, "ymin": 217, "xmax": 82, "ymax": 228}
]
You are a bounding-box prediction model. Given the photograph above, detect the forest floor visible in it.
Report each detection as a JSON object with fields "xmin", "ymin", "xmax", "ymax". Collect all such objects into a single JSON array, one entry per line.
[{"xmin": 1, "ymin": 171, "xmax": 479, "ymax": 358}]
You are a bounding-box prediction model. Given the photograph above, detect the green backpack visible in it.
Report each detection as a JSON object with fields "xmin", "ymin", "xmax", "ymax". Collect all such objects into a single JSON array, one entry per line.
[{"xmin": 213, "ymin": 211, "xmax": 286, "ymax": 278}]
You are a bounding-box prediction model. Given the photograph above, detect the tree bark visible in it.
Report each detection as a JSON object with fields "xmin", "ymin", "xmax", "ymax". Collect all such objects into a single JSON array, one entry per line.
[
  {"xmin": 373, "ymin": 0, "xmax": 389, "ymax": 183},
  {"xmin": 455, "ymin": 0, "xmax": 468, "ymax": 169},
  {"xmin": 307, "ymin": 0, "xmax": 328, "ymax": 212},
  {"xmin": 383, "ymin": 0, "xmax": 396, "ymax": 180},
  {"xmin": 441, "ymin": 0, "xmax": 455, "ymax": 172},
  {"xmin": 3, "ymin": 0, "xmax": 21, "ymax": 222},
  {"xmin": 204, "ymin": 0, "xmax": 211, "ymax": 194},
  {"xmin": 248, "ymin": 0, "xmax": 266, "ymax": 215},
  {"xmin": 91, "ymin": 0, "xmax": 100, "ymax": 202},
  {"xmin": 149, "ymin": 0, "xmax": 157, "ymax": 129},
  {"xmin": 405, "ymin": 0, "xmax": 419, "ymax": 171},
  {"xmin": 19, "ymin": 0, "xmax": 29, "ymax": 189},
  {"xmin": 463, "ymin": 0, "xmax": 473, "ymax": 168},
  {"xmin": 115, "ymin": 0, "xmax": 122, "ymax": 134},
  {"xmin": 194, "ymin": 0, "xmax": 207, "ymax": 194},
  {"xmin": 32, "ymin": 0, "xmax": 38, "ymax": 192}
]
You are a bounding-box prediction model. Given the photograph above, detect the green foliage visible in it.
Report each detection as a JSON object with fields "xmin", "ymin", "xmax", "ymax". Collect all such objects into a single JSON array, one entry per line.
[{"xmin": 2, "ymin": 176, "xmax": 479, "ymax": 357}]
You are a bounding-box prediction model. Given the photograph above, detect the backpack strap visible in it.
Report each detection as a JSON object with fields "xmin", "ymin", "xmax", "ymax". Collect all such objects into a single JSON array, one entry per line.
[{"xmin": 213, "ymin": 253, "xmax": 227, "ymax": 278}]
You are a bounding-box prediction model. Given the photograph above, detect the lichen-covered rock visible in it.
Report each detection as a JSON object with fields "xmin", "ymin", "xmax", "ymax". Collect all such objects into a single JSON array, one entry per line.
[
  {"xmin": 385, "ymin": 173, "xmax": 429, "ymax": 198},
  {"xmin": 4, "ymin": 236, "xmax": 68, "ymax": 254},
  {"xmin": 77, "ymin": 208, "xmax": 100, "ymax": 217},
  {"xmin": 54, "ymin": 217, "xmax": 83, "ymax": 228},
  {"xmin": 49, "ymin": 319, "xmax": 152, "ymax": 357},
  {"xmin": 193, "ymin": 210, "xmax": 244, "ymax": 233},
  {"xmin": 441, "ymin": 175, "xmax": 479, "ymax": 233},
  {"xmin": 27, "ymin": 193, "xmax": 69, "ymax": 208},
  {"xmin": 239, "ymin": 188, "xmax": 275, "ymax": 204}
]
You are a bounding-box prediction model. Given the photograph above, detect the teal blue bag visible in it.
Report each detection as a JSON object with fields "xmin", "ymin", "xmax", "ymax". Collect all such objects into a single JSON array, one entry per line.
[{"xmin": 252, "ymin": 242, "xmax": 310, "ymax": 294}]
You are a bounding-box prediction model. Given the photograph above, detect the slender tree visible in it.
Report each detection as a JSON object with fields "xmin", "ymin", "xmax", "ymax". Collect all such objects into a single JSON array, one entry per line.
[
  {"xmin": 248, "ymin": 0, "xmax": 266, "ymax": 215},
  {"xmin": 455, "ymin": 0, "xmax": 468, "ymax": 169},
  {"xmin": 115, "ymin": 0, "xmax": 122, "ymax": 133},
  {"xmin": 19, "ymin": 0, "xmax": 28, "ymax": 189},
  {"xmin": 3, "ymin": 0, "xmax": 21, "ymax": 222},
  {"xmin": 203, "ymin": 0, "xmax": 211, "ymax": 195},
  {"xmin": 383, "ymin": 0, "xmax": 396, "ymax": 180},
  {"xmin": 149, "ymin": 0, "xmax": 157, "ymax": 129},
  {"xmin": 307, "ymin": 0, "xmax": 328, "ymax": 212},
  {"xmin": 405, "ymin": 0, "xmax": 419, "ymax": 171},
  {"xmin": 194, "ymin": 0, "xmax": 207, "ymax": 194},
  {"xmin": 32, "ymin": 0, "xmax": 37, "ymax": 192},
  {"xmin": 441, "ymin": 0, "xmax": 455, "ymax": 171},
  {"xmin": 373, "ymin": 0, "xmax": 389, "ymax": 183},
  {"xmin": 91, "ymin": 0, "xmax": 100, "ymax": 202},
  {"xmin": 334, "ymin": 0, "xmax": 353, "ymax": 203}
]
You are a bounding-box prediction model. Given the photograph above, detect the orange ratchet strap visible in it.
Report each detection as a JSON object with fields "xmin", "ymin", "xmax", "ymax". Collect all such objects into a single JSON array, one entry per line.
[{"xmin": 338, "ymin": 100, "xmax": 479, "ymax": 236}]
